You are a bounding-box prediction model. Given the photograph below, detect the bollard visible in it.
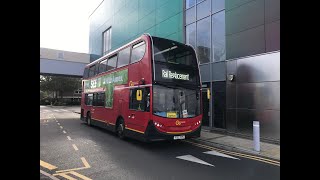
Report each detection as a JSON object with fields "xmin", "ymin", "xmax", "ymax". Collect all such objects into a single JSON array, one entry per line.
[{"xmin": 253, "ymin": 121, "xmax": 260, "ymax": 152}]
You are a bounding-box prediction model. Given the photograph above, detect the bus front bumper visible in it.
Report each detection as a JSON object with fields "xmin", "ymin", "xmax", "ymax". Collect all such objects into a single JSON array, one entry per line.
[{"xmin": 144, "ymin": 121, "xmax": 201, "ymax": 142}]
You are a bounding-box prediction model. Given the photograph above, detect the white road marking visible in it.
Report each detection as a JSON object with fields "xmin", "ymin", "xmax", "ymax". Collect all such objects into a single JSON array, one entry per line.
[
  {"xmin": 53, "ymin": 110, "xmax": 60, "ymax": 112},
  {"xmin": 72, "ymin": 144, "xmax": 78, "ymax": 151},
  {"xmin": 203, "ymin": 150, "xmax": 240, "ymax": 160},
  {"xmin": 63, "ymin": 130, "xmax": 66, "ymax": 134},
  {"xmin": 60, "ymin": 109, "xmax": 68, "ymax": 112},
  {"xmin": 67, "ymin": 136, "xmax": 72, "ymax": 140},
  {"xmin": 60, "ymin": 126, "xmax": 63, "ymax": 129},
  {"xmin": 57, "ymin": 123, "xmax": 60, "ymax": 125},
  {"xmin": 176, "ymin": 155, "xmax": 214, "ymax": 167}
]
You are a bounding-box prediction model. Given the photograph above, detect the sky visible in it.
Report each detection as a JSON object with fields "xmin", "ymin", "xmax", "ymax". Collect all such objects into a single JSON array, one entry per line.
[{"xmin": 40, "ymin": 0, "xmax": 102, "ymax": 53}]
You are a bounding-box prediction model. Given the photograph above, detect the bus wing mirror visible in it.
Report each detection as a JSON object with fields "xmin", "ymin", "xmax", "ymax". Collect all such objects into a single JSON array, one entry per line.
[{"xmin": 136, "ymin": 90, "xmax": 142, "ymax": 101}]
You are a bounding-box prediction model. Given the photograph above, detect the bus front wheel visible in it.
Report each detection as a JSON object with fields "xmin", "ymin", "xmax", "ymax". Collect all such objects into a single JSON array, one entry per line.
[{"xmin": 117, "ymin": 118, "xmax": 125, "ymax": 139}]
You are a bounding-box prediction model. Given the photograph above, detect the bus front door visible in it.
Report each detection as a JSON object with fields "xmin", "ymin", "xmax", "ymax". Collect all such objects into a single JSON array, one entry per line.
[{"xmin": 126, "ymin": 87, "xmax": 150, "ymax": 134}]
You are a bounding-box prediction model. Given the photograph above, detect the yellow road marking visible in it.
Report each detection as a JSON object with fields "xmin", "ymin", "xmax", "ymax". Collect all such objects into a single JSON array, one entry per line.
[
  {"xmin": 69, "ymin": 171, "xmax": 92, "ymax": 180},
  {"xmin": 55, "ymin": 172, "xmax": 77, "ymax": 180},
  {"xmin": 54, "ymin": 167, "xmax": 88, "ymax": 174},
  {"xmin": 40, "ymin": 160, "xmax": 57, "ymax": 170},
  {"xmin": 81, "ymin": 157, "xmax": 91, "ymax": 168},
  {"xmin": 40, "ymin": 170, "xmax": 60, "ymax": 180},
  {"xmin": 55, "ymin": 157, "xmax": 90, "ymax": 173},
  {"xmin": 185, "ymin": 141, "xmax": 280, "ymax": 166},
  {"xmin": 72, "ymin": 144, "xmax": 78, "ymax": 151}
]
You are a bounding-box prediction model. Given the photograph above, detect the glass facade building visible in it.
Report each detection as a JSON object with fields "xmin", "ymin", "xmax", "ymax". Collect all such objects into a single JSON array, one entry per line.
[{"xmin": 89, "ymin": 0, "xmax": 280, "ymax": 142}]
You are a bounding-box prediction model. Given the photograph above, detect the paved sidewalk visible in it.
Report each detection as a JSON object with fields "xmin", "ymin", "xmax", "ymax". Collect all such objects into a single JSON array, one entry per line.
[
  {"xmin": 60, "ymin": 106, "xmax": 280, "ymax": 161},
  {"xmin": 50, "ymin": 105, "xmax": 81, "ymax": 114},
  {"xmin": 190, "ymin": 130, "xmax": 280, "ymax": 161}
]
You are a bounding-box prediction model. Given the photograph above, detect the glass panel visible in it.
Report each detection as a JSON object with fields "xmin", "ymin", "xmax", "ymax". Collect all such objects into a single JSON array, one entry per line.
[
  {"xmin": 99, "ymin": 59, "xmax": 107, "ymax": 73},
  {"xmin": 186, "ymin": 0, "xmax": 196, "ymax": 9},
  {"xmin": 105, "ymin": 30, "xmax": 109, "ymax": 53},
  {"xmin": 83, "ymin": 67, "xmax": 89, "ymax": 78},
  {"xmin": 92, "ymin": 93, "xmax": 97, "ymax": 106},
  {"xmin": 196, "ymin": 17, "xmax": 211, "ymax": 64},
  {"xmin": 89, "ymin": 65, "xmax": 96, "ymax": 77},
  {"xmin": 186, "ymin": 23, "xmax": 196, "ymax": 49},
  {"xmin": 197, "ymin": 0, "xmax": 210, "ymax": 20},
  {"xmin": 85, "ymin": 93, "xmax": 93, "ymax": 106},
  {"xmin": 186, "ymin": 7, "xmax": 195, "ymax": 25},
  {"xmin": 95, "ymin": 63, "xmax": 100, "ymax": 74},
  {"xmin": 95, "ymin": 93, "xmax": 105, "ymax": 106},
  {"xmin": 117, "ymin": 47, "xmax": 130, "ymax": 67},
  {"xmin": 153, "ymin": 85, "xmax": 200, "ymax": 118},
  {"xmin": 131, "ymin": 41, "xmax": 146, "ymax": 63},
  {"xmin": 108, "ymin": 28, "xmax": 112, "ymax": 51},
  {"xmin": 107, "ymin": 55, "xmax": 117, "ymax": 71},
  {"xmin": 130, "ymin": 88, "xmax": 146, "ymax": 111},
  {"xmin": 153, "ymin": 36, "xmax": 197, "ymax": 66},
  {"xmin": 103, "ymin": 32, "xmax": 107, "ymax": 54},
  {"xmin": 103, "ymin": 28, "xmax": 112, "ymax": 55},
  {"xmin": 212, "ymin": 11, "xmax": 226, "ymax": 62},
  {"xmin": 212, "ymin": 81, "xmax": 226, "ymax": 129},
  {"xmin": 212, "ymin": 0, "xmax": 225, "ymax": 14}
]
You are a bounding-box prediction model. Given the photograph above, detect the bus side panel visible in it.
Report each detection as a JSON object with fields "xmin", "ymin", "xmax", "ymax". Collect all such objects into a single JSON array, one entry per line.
[
  {"xmin": 115, "ymin": 87, "xmax": 129, "ymax": 124},
  {"xmin": 109, "ymin": 88, "xmax": 120, "ymax": 126},
  {"xmin": 125, "ymin": 36, "xmax": 153, "ymax": 134},
  {"xmin": 91, "ymin": 106, "xmax": 106, "ymax": 123}
]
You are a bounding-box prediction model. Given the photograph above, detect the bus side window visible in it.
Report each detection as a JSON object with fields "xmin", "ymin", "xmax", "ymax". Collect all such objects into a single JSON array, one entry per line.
[
  {"xmin": 96, "ymin": 92, "xmax": 105, "ymax": 106},
  {"xmin": 95, "ymin": 63, "xmax": 100, "ymax": 75},
  {"xmin": 92, "ymin": 93, "xmax": 97, "ymax": 106},
  {"xmin": 99, "ymin": 59, "xmax": 107, "ymax": 73},
  {"xmin": 85, "ymin": 94, "xmax": 93, "ymax": 106},
  {"xmin": 83, "ymin": 67, "xmax": 89, "ymax": 78},
  {"xmin": 131, "ymin": 41, "xmax": 146, "ymax": 64},
  {"xmin": 129, "ymin": 88, "xmax": 145, "ymax": 111},
  {"xmin": 145, "ymin": 87, "xmax": 150, "ymax": 112},
  {"xmin": 107, "ymin": 55, "xmax": 117, "ymax": 71},
  {"xmin": 89, "ymin": 65, "xmax": 95, "ymax": 77}
]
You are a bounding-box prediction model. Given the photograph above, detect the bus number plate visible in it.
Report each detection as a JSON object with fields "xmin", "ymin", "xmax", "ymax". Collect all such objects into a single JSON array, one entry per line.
[{"xmin": 173, "ymin": 135, "xmax": 185, "ymax": 140}]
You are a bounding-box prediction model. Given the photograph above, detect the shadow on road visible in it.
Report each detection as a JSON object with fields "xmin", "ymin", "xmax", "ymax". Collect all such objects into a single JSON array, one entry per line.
[{"xmin": 79, "ymin": 122, "xmax": 187, "ymax": 152}]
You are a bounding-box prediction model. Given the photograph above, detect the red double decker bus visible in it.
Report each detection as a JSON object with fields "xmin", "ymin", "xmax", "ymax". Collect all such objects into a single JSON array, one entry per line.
[{"xmin": 81, "ymin": 34, "xmax": 202, "ymax": 141}]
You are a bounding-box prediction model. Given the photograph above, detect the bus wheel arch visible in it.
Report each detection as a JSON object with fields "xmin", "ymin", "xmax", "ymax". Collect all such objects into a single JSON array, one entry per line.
[
  {"xmin": 116, "ymin": 116, "xmax": 125, "ymax": 139},
  {"xmin": 86, "ymin": 111, "xmax": 91, "ymax": 126}
]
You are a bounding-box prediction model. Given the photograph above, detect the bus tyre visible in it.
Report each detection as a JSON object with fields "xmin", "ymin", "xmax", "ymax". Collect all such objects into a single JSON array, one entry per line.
[
  {"xmin": 117, "ymin": 118, "xmax": 125, "ymax": 139},
  {"xmin": 87, "ymin": 113, "xmax": 92, "ymax": 126}
]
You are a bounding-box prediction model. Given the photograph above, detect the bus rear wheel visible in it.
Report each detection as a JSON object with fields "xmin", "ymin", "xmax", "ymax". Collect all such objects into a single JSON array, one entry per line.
[
  {"xmin": 117, "ymin": 118, "xmax": 125, "ymax": 139},
  {"xmin": 87, "ymin": 112, "xmax": 92, "ymax": 126}
]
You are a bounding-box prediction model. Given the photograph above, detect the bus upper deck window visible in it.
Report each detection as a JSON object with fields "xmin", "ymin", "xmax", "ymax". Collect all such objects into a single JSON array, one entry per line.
[{"xmin": 131, "ymin": 41, "xmax": 146, "ymax": 63}]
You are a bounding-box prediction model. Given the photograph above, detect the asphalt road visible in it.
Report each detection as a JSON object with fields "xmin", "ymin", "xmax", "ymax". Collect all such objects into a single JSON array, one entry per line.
[{"xmin": 40, "ymin": 106, "xmax": 280, "ymax": 180}]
